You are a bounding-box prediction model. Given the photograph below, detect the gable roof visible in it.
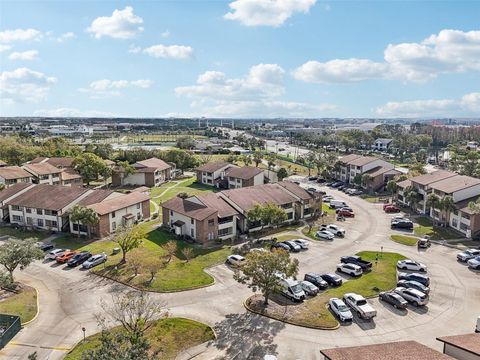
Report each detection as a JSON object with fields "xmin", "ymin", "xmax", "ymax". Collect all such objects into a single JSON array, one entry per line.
[
  {"xmin": 87, "ymin": 191, "xmax": 149, "ymax": 215},
  {"xmin": 77, "ymin": 189, "xmax": 114, "ymax": 207},
  {"xmin": 375, "ymin": 138, "xmax": 393, "ymax": 144},
  {"xmin": 225, "ymin": 166, "xmax": 263, "ymax": 180},
  {"xmin": 6, "ymin": 184, "xmax": 88, "ymax": 211},
  {"xmin": 60, "ymin": 168, "xmax": 82, "ymax": 181},
  {"xmin": 23, "ymin": 163, "xmax": 62, "ymax": 176},
  {"xmin": 348, "ymin": 156, "xmax": 379, "ymax": 167},
  {"xmin": 0, "ymin": 160, "xmax": 7, "ymax": 166},
  {"xmin": 338, "ymin": 154, "xmax": 362, "ymax": 164},
  {"xmin": 410, "ymin": 170, "xmax": 457, "ymax": 186},
  {"xmin": 196, "ymin": 161, "xmax": 231, "ymax": 173},
  {"xmin": 277, "ymin": 181, "xmax": 314, "ymax": 201},
  {"xmin": 30, "ymin": 156, "xmax": 75, "ymax": 168},
  {"xmin": 437, "ymin": 333, "xmax": 480, "ymax": 356},
  {"xmin": 0, "ymin": 183, "xmax": 34, "ymax": 204},
  {"xmin": 397, "ymin": 179, "xmax": 412, "ymax": 188},
  {"xmin": 428, "ymin": 175, "xmax": 480, "ymax": 194},
  {"xmin": 162, "ymin": 196, "xmax": 217, "ymax": 220},
  {"xmin": 0, "ymin": 166, "xmax": 33, "ymax": 180},
  {"xmin": 135, "ymin": 158, "xmax": 171, "ymax": 171},
  {"xmin": 196, "ymin": 192, "xmax": 239, "ymax": 218}
]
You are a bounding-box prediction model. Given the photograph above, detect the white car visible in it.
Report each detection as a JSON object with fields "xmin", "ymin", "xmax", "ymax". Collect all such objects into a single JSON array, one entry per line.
[
  {"xmin": 82, "ymin": 253, "xmax": 107, "ymax": 269},
  {"xmin": 45, "ymin": 248, "xmax": 67, "ymax": 260},
  {"xmin": 457, "ymin": 249, "xmax": 480, "ymax": 262},
  {"xmin": 467, "ymin": 256, "xmax": 480, "ymax": 270},
  {"xmin": 227, "ymin": 255, "xmax": 246, "ymax": 267},
  {"xmin": 328, "ymin": 298, "xmax": 353, "ymax": 322},
  {"xmin": 315, "ymin": 230, "xmax": 334, "ymax": 240},
  {"xmin": 337, "ymin": 263, "xmax": 363, "ymax": 277},
  {"xmin": 292, "ymin": 239, "xmax": 309, "ymax": 249},
  {"xmin": 322, "ymin": 196, "xmax": 333, "ymax": 203},
  {"xmin": 320, "ymin": 224, "xmax": 345, "ymax": 237},
  {"xmin": 397, "ymin": 259, "xmax": 427, "ymax": 272},
  {"xmin": 394, "ymin": 287, "xmax": 429, "ymax": 306}
]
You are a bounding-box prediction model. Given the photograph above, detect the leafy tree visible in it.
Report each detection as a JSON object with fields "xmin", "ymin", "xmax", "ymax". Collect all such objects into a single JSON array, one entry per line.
[
  {"xmin": 404, "ymin": 186, "xmax": 420, "ymax": 211},
  {"xmin": 70, "ymin": 205, "xmax": 99, "ymax": 238},
  {"xmin": 353, "ymin": 174, "xmax": 362, "ymax": 186},
  {"xmin": 242, "ymin": 154, "xmax": 253, "ymax": 166},
  {"xmin": 247, "ymin": 204, "xmax": 264, "ymax": 230},
  {"xmin": 74, "ymin": 152, "xmax": 110, "ymax": 185},
  {"xmin": 176, "ymin": 136, "xmax": 195, "ymax": 150},
  {"xmin": 246, "ymin": 203, "xmax": 287, "ymax": 231},
  {"xmin": 162, "ymin": 241, "xmax": 177, "ymax": 263},
  {"xmin": 468, "ymin": 198, "xmax": 480, "ymax": 214},
  {"xmin": 0, "ymin": 239, "xmax": 43, "ymax": 283},
  {"xmin": 0, "ymin": 183, "xmax": 5, "ymax": 191},
  {"xmin": 93, "ymin": 144, "xmax": 114, "ymax": 159},
  {"xmin": 118, "ymin": 160, "xmax": 135, "ymax": 176},
  {"xmin": 386, "ymin": 180, "xmax": 398, "ymax": 198},
  {"xmin": 265, "ymin": 154, "xmax": 277, "ymax": 172},
  {"xmin": 361, "ymin": 174, "xmax": 373, "ymax": 189},
  {"xmin": 161, "ymin": 149, "xmax": 198, "ymax": 174},
  {"xmin": 234, "ymin": 249, "xmax": 299, "ymax": 305},
  {"xmin": 253, "ymin": 150, "xmax": 263, "ymax": 167},
  {"xmin": 181, "ymin": 247, "xmax": 194, "ymax": 263},
  {"xmin": 277, "ymin": 167, "xmax": 288, "ymax": 181},
  {"xmin": 114, "ymin": 224, "xmax": 145, "ymax": 263},
  {"xmin": 227, "ymin": 154, "xmax": 238, "ymax": 164}
]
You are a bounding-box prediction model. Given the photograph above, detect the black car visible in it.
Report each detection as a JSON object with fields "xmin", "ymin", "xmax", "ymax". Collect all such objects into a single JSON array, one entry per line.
[
  {"xmin": 304, "ymin": 272, "xmax": 329, "ymax": 289},
  {"xmin": 67, "ymin": 251, "xmax": 92, "ymax": 267},
  {"xmin": 379, "ymin": 291, "xmax": 408, "ymax": 309},
  {"xmin": 37, "ymin": 242, "xmax": 54, "ymax": 252},
  {"xmin": 320, "ymin": 273, "xmax": 343, "ymax": 286},
  {"xmin": 281, "ymin": 241, "xmax": 300, "ymax": 252},
  {"xmin": 397, "ymin": 272, "xmax": 430, "ymax": 286},
  {"xmin": 308, "ymin": 176, "xmax": 318, "ymax": 181},
  {"xmin": 391, "ymin": 220, "xmax": 414, "ymax": 230},
  {"xmin": 316, "ymin": 178, "xmax": 326, "ymax": 183},
  {"xmin": 331, "ymin": 182, "xmax": 344, "ymax": 188},
  {"xmin": 271, "ymin": 242, "xmax": 291, "ymax": 252}
]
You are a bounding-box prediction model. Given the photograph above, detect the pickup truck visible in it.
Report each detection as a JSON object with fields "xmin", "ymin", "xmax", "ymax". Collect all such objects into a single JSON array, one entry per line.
[
  {"xmin": 340, "ymin": 255, "xmax": 373, "ymax": 271},
  {"xmin": 343, "ymin": 293, "xmax": 377, "ymax": 320}
]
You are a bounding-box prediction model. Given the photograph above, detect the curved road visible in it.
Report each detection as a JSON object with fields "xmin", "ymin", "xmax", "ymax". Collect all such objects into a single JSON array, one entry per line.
[{"xmin": 2, "ymin": 182, "xmax": 480, "ymax": 360}]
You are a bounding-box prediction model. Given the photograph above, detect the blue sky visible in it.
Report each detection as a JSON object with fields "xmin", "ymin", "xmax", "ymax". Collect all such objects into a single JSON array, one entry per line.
[{"xmin": 1, "ymin": 0, "xmax": 479, "ymax": 118}]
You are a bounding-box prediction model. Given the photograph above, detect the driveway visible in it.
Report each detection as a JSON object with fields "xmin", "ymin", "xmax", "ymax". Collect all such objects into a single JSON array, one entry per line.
[{"xmin": 1, "ymin": 178, "xmax": 479, "ymax": 359}]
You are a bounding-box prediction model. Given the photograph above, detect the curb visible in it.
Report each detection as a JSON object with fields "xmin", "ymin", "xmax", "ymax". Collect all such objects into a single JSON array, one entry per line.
[
  {"xmin": 243, "ymin": 297, "xmax": 340, "ymax": 330},
  {"xmin": 21, "ymin": 286, "xmax": 40, "ymax": 326}
]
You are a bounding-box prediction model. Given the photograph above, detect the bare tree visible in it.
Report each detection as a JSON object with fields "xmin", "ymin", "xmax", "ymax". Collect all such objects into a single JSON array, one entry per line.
[
  {"xmin": 163, "ymin": 241, "xmax": 177, "ymax": 263},
  {"xmin": 181, "ymin": 247, "xmax": 194, "ymax": 263}
]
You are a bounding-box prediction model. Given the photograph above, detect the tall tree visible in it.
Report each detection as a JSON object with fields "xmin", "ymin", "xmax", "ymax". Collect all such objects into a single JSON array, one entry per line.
[
  {"xmin": 253, "ymin": 150, "xmax": 263, "ymax": 167},
  {"xmin": 440, "ymin": 195, "xmax": 456, "ymax": 226},
  {"xmin": 114, "ymin": 224, "xmax": 145, "ymax": 263},
  {"xmin": 74, "ymin": 152, "xmax": 110, "ymax": 185},
  {"xmin": 0, "ymin": 239, "xmax": 43, "ymax": 283},
  {"xmin": 70, "ymin": 205, "xmax": 99, "ymax": 238},
  {"xmin": 162, "ymin": 241, "xmax": 177, "ymax": 264},
  {"xmin": 234, "ymin": 249, "xmax": 299, "ymax": 305},
  {"xmin": 426, "ymin": 193, "xmax": 441, "ymax": 214},
  {"xmin": 386, "ymin": 180, "xmax": 398, "ymax": 199},
  {"xmin": 277, "ymin": 167, "xmax": 288, "ymax": 181}
]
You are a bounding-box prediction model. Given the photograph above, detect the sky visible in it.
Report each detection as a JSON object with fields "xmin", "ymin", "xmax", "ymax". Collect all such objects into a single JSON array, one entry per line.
[{"xmin": 0, "ymin": 0, "xmax": 479, "ymax": 119}]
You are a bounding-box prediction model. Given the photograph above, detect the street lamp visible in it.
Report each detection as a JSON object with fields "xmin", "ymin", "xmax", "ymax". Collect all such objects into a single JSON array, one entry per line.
[
  {"xmin": 82, "ymin": 327, "xmax": 86, "ymax": 342},
  {"xmin": 381, "ymin": 246, "xmax": 384, "ymax": 258}
]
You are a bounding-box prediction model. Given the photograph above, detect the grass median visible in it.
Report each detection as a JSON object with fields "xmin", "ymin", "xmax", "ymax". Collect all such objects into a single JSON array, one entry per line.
[
  {"xmin": 390, "ymin": 234, "xmax": 418, "ymax": 246},
  {"xmin": 0, "ymin": 285, "xmax": 37, "ymax": 324},
  {"xmin": 64, "ymin": 317, "xmax": 214, "ymax": 360},
  {"xmin": 246, "ymin": 251, "xmax": 406, "ymax": 329},
  {"xmin": 413, "ymin": 216, "xmax": 459, "ymax": 240}
]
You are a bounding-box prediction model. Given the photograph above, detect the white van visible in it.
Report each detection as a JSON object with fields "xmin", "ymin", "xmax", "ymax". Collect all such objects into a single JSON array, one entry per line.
[
  {"xmin": 329, "ymin": 200, "xmax": 348, "ymax": 209},
  {"xmin": 279, "ymin": 278, "xmax": 305, "ymax": 302}
]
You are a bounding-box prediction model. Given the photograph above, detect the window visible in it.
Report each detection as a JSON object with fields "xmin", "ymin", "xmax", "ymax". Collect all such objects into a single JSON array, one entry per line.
[
  {"xmin": 137, "ymin": 213, "xmax": 141, "ymax": 220},
  {"xmin": 208, "ymin": 219, "xmax": 215, "ymax": 227},
  {"xmin": 26, "ymin": 208, "xmax": 32, "ymax": 214},
  {"xmin": 112, "ymin": 221, "xmax": 116, "ymax": 230},
  {"xmin": 37, "ymin": 219, "xmax": 44, "ymax": 227},
  {"xmin": 453, "ymin": 210, "xmax": 458, "ymax": 216},
  {"xmin": 462, "ymin": 213, "xmax": 470, "ymax": 220},
  {"xmin": 191, "ymin": 218, "xmax": 194, "ymax": 225},
  {"xmin": 218, "ymin": 227, "xmax": 233, "ymax": 237},
  {"xmin": 72, "ymin": 223, "xmax": 88, "ymax": 232},
  {"xmin": 460, "ymin": 223, "xmax": 469, "ymax": 231},
  {"xmin": 12, "ymin": 215, "xmax": 23, "ymax": 222},
  {"xmin": 26, "ymin": 217, "xmax": 33, "ymax": 225},
  {"xmin": 137, "ymin": 203, "xmax": 140, "ymax": 209},
  {"xmin": 452, "ymin": 218, "xmax": 458, "ymax": 227},
  {"xmin": 287, "ymin": 212, "xmax": 293, "ymax": 220},
  {"xmin": 112, "ymin": 211, "xmax": 116, "ymax": 218},
  {"xmin": 36, "ymin": 208, "xmax": 43, "ymax": 215},
  {"xmin": 190, "ymin": 229, "xmax": 194, "ymax": 237},
  {"xmin": 218, "ymin": 216, "xmax": 233, "ymax": 224},
  {"xmin": 11, "ymin": 205, "xmax": 22, "ymax": 211},
  {"xmin": 170, "ymin": 210, "xmax": 173, "ymax": 216}
]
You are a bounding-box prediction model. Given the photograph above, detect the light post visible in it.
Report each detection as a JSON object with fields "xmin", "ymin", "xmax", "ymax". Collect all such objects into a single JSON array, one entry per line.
[
  {"xmin": 82, "ymin": 327, "xmax": 86, "ymax": 342},
  {"xmin": 381, "ymin": 246, "xmax": 384, "ymax": 259}
]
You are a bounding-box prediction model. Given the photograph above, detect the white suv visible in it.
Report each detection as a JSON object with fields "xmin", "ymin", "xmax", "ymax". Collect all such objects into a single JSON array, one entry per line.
[
  {"xmin": 337, "ymin": 263, "xmax": 363, "ymax": 277},
  {"xmin": 394, "ymin": 287, "xmax": 429, "ymax": 306}
]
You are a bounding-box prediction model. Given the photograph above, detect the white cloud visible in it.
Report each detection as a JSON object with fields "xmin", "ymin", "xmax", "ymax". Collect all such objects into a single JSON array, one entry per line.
[
  {"xmin": 292, "ymin": 59, "xmax": 389, "ymax": 83},
  {"xmin": 160, "ymin": 30, "xmax": 170, "ymax": 38},
  {"xmin": 224, "ymin": 0, "xmax": 316, "ymax": 27},
  {"xmin": 175, "ymin": 63, "xmax": 336, "ymax": 117},
  {"xmin": 56, "ymin": 32, "xmax": 75, "ymax": 42},
  {"xmin": 375, "ymin": 92, "xmax": 480, "ymax": 117},
  {"xmin": 86, "ymin": 6, "xmax": 144, "ymax": 39},
  {"xmin": 34, "ymin": 108, "xmax": 117, "ymax": 117},
  {"xmin": 0, "ymin": 44, "xmax": 12, "ymax": 52},
  {"xmin": 8, "ymin": 50, "xmax": 39, "ymax": 61},
  {"xmin": 0, "ymin": 67, "xmax": 56, "ymax": 104},
  {"xmin": 0, "ymin": 28, "xmax": 42, "ymax": 43},
  {"xmin": 128, "ymin": 44, "xmax": 141, "ymax": 53},
  {"xmin": 79, "ymin": 78, "xmax": 153, "ymax": 98},
  {"xmin": 143, "ymin": 44, "xmax": 193, "ymax": 59},
  {"xmin": 294, "ymin": 29, "xmax": 480, "ymax": 83}
]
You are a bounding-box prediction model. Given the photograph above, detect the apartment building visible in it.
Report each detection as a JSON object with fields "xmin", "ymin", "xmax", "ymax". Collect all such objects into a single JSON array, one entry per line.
[
  {"xmin": 112, "ymin": 157, "xmax": 174, "ymax": 187},
  {"xmin": 196, "ymin": 162, "xmax": 265, "ymax": 189},
  {"xmin": 0, "ymin": 166, "xmax": 33, "ymax": 187},
  {"xmin": 28, "ymin": 156, "xmax": 83, "ymax": 186},
  {"xmin": 437, "ymin": 333, "xmax": 480, "ymax": 360},
  {"xmin": 29, "ymin": 156, "xmax": 75, "ymax": 169},
  {"xmin": 333, "ymin": 154, "xmax": 397, "ymax": 191},
  {"xmin": 23, "ymin": 163, "xmax": 62, "ymax": 185},
  {"xmin": 0, "ymin": 183, "xmax": 35, "ymax": 222},
  {"xmin": 373, "ymin": 138, "xmax": 393, "ymax": 151},
  {"xmin": 162, "ymin": 181, "xmax": 321, "ymax": 244}
]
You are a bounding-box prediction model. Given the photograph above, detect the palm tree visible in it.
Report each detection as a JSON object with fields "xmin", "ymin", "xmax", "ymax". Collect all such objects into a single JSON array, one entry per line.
[
  {"xmin": 404, "ymin": 186, "xmax": 420, "ymax": 212},
  {"xmin": 425, "ymin": 193, "xmax": 441, "ymax": 218},
  {"xmin": 386, "ymin": 180, "xmax": 398, "ymax": 200},
  {"xmin": 361, "ymin": 174, "xmax": 373, "ymax": 190},
  {"xmin": 70, "ymin": 205, "xmax": 99, "ymax": 238},
  {"xmin": 440, "ymin": 195, "xmax": 456, "ymax": 227}
]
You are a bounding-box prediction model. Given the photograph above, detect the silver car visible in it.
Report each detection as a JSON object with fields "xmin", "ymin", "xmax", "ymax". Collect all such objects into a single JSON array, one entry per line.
[
  {"xmin": 394, "ymin": 287, "xmax": 429, "ymax": 306},
  {"xmin": 300, "ymin": 281, "xmax": 319, "ymax": 296},
  {"xmin": 45, "ymin": 248, "xmax": 67, "ymax": 260},
  {"xmin": 328, "ymin": 297, "xmax": 353, "ymax": 322},
  {"xmin": 82, "ymin": 253, "xmax": 107, "ymax": 269}
]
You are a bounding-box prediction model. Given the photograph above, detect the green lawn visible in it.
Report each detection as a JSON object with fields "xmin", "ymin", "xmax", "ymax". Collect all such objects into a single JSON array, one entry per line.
[
  {"xmin": 248, "ymin": 251, "xmax": 406, "ymax": 329},
  {"xmin": 413, "ymin": 216, "xmax": 459, "ymax": 240},
  {"xmin": 150, "ymin": 177, "xmax": 216, "ymax": 205},
  {"xmin": 322, "ymin": 203, "xmax": 335, "ymax": 215},
  {"xmin": 0, "ymin": 227, "xmax": 49, "ymax": 240},
  {"xmin": 64, "ymin": 317, "xmax": 214, "ymax": 360},
  {"xmin": 0, "ymin": 286, "xmax": 37, "ymax": 324},
  {"xmin": 54, "ymin": 224, "xmax": 231, "ymax": 292},
  {"xmin": 390, "ymin": 234, "xmax": 418, "ymax": 246}
]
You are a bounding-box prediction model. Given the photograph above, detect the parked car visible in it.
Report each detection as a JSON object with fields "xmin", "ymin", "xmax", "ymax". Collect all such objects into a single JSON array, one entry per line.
[
  {"xmin": 391, "ymin": 219, "xmax": 413, "ymax": 229},
  {"xmin": 343, "ymin": 293, "xmax": 377, "ymax": 320},
  {"xmin": 397, "ymin": 280, "xmax": 430, "ymax": 294},
  {"xmin": 397, "ymin": 259, "xmax": 427, "ymax": 272},
  {"xmin": 394, "ymin": 287, "xmax": 429, "ymax": 306},
  {"xmin": 67, "ymin": 251, "xmax": 92, "ymax": 267},
  {"xmin": 384, "ymin": 205, "xmax": 401, "ymax": 213},
  {"xmin": 271, "ymin": 242, "xmax": 291, "ymax": 251},
  {"xmin": 467, "ymin": 256, "xmax": 480, "ymax": 270},
  {"xmin": 315, "ymin": 230, "xmax": 334, "ymax": 240},
  {"xmin": 336, "ymin": 206, "xmax": 353, "ymax": 214},
  {"xmin": 56, "ymin": 250, "xmax": 77, "ymax": 264},
  {"xmin": 304, "ymin": 272, "xmax": 328, "ymax": 289},
  {"xmin": 45, "ymin": 248, "xmax": 67, "ymax": 261},
  {"xmin": 397, "ymin": 272, "xmax": 430, "ymax": 286},
  {"xmin": 320, "ymin": 273, "xmax": 343, "ymax": 286},
  {"xmin": 349, "ymin": 189, "xmax": 363, "ymax": 196},
  {"xmin": 36, "ymin": 242, "xmax": 54, "ymax": 252},
  {"xmin": 227, "ymin": 255, "xmax": 246, "ymax": 267},
  {"xmin": 340, "ymin": 255, "xmax": 373, "ymax": 271},
  {"xmin": 391, "ymin": 215, "xmax": 409, "ymax": 223},
  {"xmin": 82, "ymin": 253, "xmax": 108, "ymax": 269},
  {"xmin": 308, "ymin": 176, "xmax": 318, "ymax": 181},
  {"xmin": 417, "ymin": 237, "xmax": 431, "ymax": 249},
  {"xmin": 282, "ymin": 241, "xmax": 301, "ymax": 252},
  {"xmin": 278, "ymin": 278, "xmax": 305, "ymax": 302},
  {"xmin": 337, "ymin": 263, "xmax": 363, "ymax": 277},
  {"xmin": 316, "ymin": 178, "xmax": 326, "ymax": 183},
  {"xmin": 337, "ymin": 208, "xmax": 355, "ymax": 218},
  {"xmin": 322, "ymin": 195, "xmax": 333, "ymax": 203},
  {"xmin": 328, "ymin": 298, "xmax": 353, "ymax": 322},
  {"xmin": 331, "ymin": 182, "xmax": 344, "ymax": 188},
  {"xmin": 457, "ymin": 249, "xmax": 480, "ymax": 262},
  {"xmin": 329, "ymin": 200, "xmax": 348, "ymax": 209},
  {"xmin": 293, "ymin": 239, "xmax": 309, "ymax": 249},
  {"xmin": 379, "ymin": 291, "xmax": 408, "ymax": 309},
  {"xmin": 300, "ymin": 281, "xmax": 319, "ymax": 296},
  {"xmin": 320, "ymin": 224, "xmax": 345, "ymax": 237}
]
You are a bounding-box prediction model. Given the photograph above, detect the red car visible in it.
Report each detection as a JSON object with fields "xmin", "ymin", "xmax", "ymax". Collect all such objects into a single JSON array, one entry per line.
[
  {"xmin": 338, "ymin": 209, "xmax": 355, "ymax": 218},
  {"xmin": 384, "ymin": 205, "xmax": 401, "ymax": 213}
]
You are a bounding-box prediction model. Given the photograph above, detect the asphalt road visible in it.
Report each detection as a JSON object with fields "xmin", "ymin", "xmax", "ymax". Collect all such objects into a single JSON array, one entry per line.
[{"xmin": 2, "ymin": 178, "xmax": 479, "ymax": 360}]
